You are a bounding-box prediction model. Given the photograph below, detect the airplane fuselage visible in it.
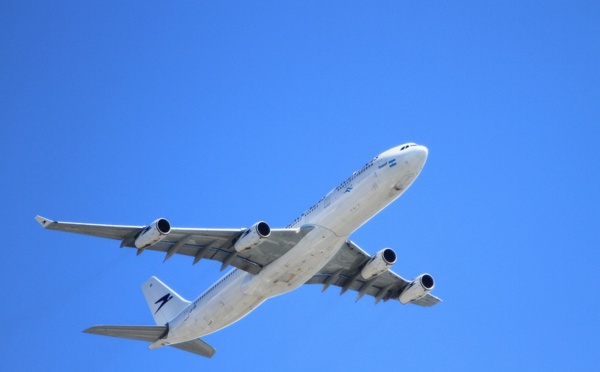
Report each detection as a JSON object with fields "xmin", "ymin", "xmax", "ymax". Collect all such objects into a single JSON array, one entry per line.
[{"xmin": 152, "ymin": 144, "xmax": 428, "ymax": 348}]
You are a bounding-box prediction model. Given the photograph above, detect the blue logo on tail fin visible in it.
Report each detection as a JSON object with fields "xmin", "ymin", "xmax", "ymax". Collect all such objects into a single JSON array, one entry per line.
[{"xmin": 154, "ymin": 293, "xmax": 173, "ymax": 314}]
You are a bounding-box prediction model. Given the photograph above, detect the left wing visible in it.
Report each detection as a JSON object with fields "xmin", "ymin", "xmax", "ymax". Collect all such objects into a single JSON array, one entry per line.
[
  {"xmin": 35, "ymin": 216, "xmax": 313, "ymax": 275},
  {"xmin": 305, "ymin": 240, "xmax": 442, "ymax": 306}
]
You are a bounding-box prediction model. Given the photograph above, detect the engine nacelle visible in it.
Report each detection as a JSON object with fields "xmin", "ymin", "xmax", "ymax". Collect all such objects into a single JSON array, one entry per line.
[
  {"xmin": 134, "ymin": 218, "xmax": 171, "ymax": 249},
  {"xmin": 360, "ymin": 248, "xmax": 397, "ymax": 280},
  {"xmin": 399, "ymin": 274, "xmax": 435, "ymax": 304},
  {"xmin": 234, "ymin": 221, "xmax": 271, "ymax": 252}
]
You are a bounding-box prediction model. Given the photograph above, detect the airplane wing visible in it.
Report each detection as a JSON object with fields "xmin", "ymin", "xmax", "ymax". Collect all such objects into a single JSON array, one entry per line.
[
  {"xmin": 305, "ymin": 240, "xmax": 442, "ymax": 306},
  {"xmin": 35, "ymin": 216, "xmax": 313, "ymax": 275}
]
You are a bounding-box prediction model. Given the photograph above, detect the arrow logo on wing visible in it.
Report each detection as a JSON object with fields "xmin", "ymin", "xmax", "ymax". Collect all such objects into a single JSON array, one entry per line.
[{"xmin": 154, "ymin": 293, "xmax": 173, "ymax": 314}]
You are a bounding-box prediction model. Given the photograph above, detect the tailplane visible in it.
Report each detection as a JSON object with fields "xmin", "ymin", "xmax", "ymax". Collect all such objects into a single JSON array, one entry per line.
[
  {"xmin": 169, "ymin": 338, "xmax": 216, "ymax": 358},
  {"xmin": 83, "ymin": 276, "xmax": 216, "ymax": 358},
  {"xmin": 84, "ymin": 325, "xmax": 167, "ymax": 342},
  {"xmin": 141, "ymin": 276, "xmax": 190, "ymax": 325},
  {"xmin": 84, "ymin": 325, "xmax": 216, "ymax": 358}
]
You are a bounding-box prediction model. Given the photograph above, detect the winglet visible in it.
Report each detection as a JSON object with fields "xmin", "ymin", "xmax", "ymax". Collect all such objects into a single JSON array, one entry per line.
[{"xmin": 35, "ymin": 215, "xmax": 54, "ymax": 228}]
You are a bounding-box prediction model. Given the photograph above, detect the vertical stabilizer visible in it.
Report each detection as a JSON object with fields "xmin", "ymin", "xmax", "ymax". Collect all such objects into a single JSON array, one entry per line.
[{"xmin": 141, "ymin": 276, "xmax": 190, "ymax": 325}]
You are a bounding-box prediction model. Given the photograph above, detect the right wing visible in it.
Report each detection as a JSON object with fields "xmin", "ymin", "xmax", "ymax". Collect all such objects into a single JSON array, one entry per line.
[
  {"xmin": 35, "ymin": 216, "xmax": 313, "ymax": 275},
  {"xmin": 306, "ymin": 239, "xmax": 442, "ymax": 306}
]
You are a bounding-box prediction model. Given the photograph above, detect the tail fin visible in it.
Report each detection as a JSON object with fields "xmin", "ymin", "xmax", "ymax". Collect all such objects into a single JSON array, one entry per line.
[{"xmin": 141, "ymin": 276, "xmax": 190, "ymax": 325}]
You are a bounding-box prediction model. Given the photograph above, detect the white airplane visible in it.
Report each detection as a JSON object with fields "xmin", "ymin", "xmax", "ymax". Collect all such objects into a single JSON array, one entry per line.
[{"xmin": 36, "ymin": 143, "xmax": 440, "ymax": 358}]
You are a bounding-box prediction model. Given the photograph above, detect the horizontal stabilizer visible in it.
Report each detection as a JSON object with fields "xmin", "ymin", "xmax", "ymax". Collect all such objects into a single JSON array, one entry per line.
[
  {"xmin": 84, "ymin": 325, "xmax": 167, "ymax": 342},
  {"xmin": 84, "ymin": 325, "xmax": 216, "ymax": 358},
  {"xmin": 170, "ymin": 338, "xmax": 216, "ymax": 358}
]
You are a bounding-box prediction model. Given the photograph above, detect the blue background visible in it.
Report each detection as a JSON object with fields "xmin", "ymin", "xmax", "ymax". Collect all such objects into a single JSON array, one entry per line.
[{"xmin": 2, "ymin": 1, "xmax": 599, "ymax": 370}]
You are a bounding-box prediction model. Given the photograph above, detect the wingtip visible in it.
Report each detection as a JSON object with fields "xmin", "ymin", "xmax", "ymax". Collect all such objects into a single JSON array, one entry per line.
[
  {"xmin": 82, "ymin": 326, "xmax": 104, "ymax": 335},
  {"xmin": 35, "ymin": 215, "xmax": 54, "ymax": 228}
]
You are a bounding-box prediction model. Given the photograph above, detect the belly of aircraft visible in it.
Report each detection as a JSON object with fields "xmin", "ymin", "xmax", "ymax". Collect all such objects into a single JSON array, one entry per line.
[{"xmin": 247, "ymin": 226, "xmax": 346, "ymax": 298}]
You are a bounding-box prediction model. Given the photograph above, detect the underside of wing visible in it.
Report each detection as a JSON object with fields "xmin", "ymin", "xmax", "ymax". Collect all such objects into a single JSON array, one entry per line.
[
  {"xmin": 306, "ymin": 240, "xmax": 441, "ymax": 306},
  {"xmin": 411, "ymin": 293, "xmax": 442, "ymax": 307},
  {"xmin": 36, "ymin": 216, "xmax": 313, "ymax": 275},
  {"xmin": 35, "ymin": 215, "xmax": 141, "ymax": 240},
  {"xmin": 142, "ymin": 225, "xmax": 314, "ymax": 274}
]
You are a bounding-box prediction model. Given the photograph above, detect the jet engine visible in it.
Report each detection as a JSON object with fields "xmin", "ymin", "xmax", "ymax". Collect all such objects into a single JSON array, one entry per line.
[
  {"xmin": 234, "ymin": 221, "xmax": 271, "ymax": 252},
  {"xmin": 134, "ymin": 218, "xmax": 171, "ymax": 249},
  {"xmin": 360, "ymin": 248, "xmax": 397, "ymax": 280},
  {"xmin": 398, "ymin": 274, "xmax": 435, "ymax": 304}
]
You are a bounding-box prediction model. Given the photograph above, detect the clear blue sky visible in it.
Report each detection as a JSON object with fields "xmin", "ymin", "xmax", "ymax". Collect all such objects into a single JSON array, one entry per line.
[{"xmin": 2, "ymin": 1, "xmax": 599, "ymax": 370}]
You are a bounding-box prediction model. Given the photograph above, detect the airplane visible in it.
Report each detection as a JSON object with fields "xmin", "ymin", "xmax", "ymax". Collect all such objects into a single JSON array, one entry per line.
[{"xmin": 36, "ymin": 143, "xmax": 440, "ymax": 358}]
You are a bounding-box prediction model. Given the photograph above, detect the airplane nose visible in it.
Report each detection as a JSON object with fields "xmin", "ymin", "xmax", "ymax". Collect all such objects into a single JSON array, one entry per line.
[
  {"xmin": 409, "ymin": 146, "xmax": 429, "ymax": 166},
  {"xmin": 416, "ymin": 145, "xmax": 428, "ymax": 163},
  {"xmin": 407, "ymin": 145, "xmax": 428, "ymax": 171}
]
